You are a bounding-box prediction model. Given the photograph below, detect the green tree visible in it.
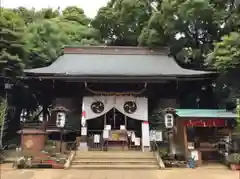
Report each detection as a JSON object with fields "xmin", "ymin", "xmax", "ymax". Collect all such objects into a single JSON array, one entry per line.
[
  {"xmin": 53, "ymin": 18, "xmax": 100, "ymax": 45},
  {"xmin": 62, "ymin": 6, "xmax": 90, "ymax": 25},
  {"xmin": 36, "ymin": 8, "xmax": 60, "ymax": 19},
  {"xmin": 0, "ymin": 99, "xmax": 7, "ymax": 148},
  {"xmin": 207, "ymin": 32, "xmax": 240, "ymax": 72},
  {"xmin": 92, "ymin": 0, "xmax": 154, "ymax": 45},
  {"xmin": 13, "ymin": 7, "xmax": 38, "ymax": 25},
  {"xmin": 0, "ymin": 8, "xmax": 26, "ymax": 78},
  {"xmin": 23, "ymin": 17, "xmax": 101, "ymax": 68},
  {"xmin": 206, "ymin": 31, "xmax": 240, "ymax": 98},
  {"xmin": 139, "ymin": 0, "xmax": 240, "ymax": 69},
  {"xmin": 23, "ymin": 19, "xmax": 69, "ymax": 68}
]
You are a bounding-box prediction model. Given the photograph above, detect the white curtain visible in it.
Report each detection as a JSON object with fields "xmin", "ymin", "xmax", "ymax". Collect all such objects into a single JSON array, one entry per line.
[
  {"xmin": 83, "ymin": 96, "xmax": 115, "ymax": 120},
  {"xmin": 83, "ymin": 96, "xmax": 148, "ymax": 121},
  {"xmin": 115, "ymin": 96, "xmax": 148, "ymax": 121}
]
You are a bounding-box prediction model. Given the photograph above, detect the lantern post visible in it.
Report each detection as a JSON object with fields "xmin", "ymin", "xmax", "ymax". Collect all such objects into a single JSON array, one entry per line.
[{"xmin": 51, "ymin": 106, "xmax": 70, "ymax": 153}]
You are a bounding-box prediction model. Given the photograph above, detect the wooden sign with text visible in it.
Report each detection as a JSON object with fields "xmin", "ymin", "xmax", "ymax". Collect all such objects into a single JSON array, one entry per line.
[{"xmin": 184, "ymin": 119, "xmax": 226, "ymax": 127}]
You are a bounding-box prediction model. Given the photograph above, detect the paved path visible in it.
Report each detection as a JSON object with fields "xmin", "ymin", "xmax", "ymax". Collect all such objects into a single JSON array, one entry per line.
[{"xmin": 1, "ymin": 165, "xmax": 239, "ymax": 179}]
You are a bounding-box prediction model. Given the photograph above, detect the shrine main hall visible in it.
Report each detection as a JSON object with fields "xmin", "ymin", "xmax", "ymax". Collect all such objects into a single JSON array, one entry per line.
[{"xmin": 23, "ymin": 46, "xmax": 217, "ymax": 152}]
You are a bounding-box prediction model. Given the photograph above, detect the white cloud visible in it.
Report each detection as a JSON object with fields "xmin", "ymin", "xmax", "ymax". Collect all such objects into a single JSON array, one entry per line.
[{"xmin": 1, "ymin": 0, "xmax": 109, "ymax": 18}]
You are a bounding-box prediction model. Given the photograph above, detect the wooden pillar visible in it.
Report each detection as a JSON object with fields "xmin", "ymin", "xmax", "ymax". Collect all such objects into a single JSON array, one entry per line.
[
  {"xmin": 42, "ymin": 106, "xmax": 48, "ymax": 131},
  {"xmin": 183, "ymin": 124, "xmax": 188, "ymax": 160},
  {"xmin": 113, "ymin": 107, "xmax": 116, "ymax": 129},
  {"xmin": 175, "ymin": 119, "xmax": 188, "ymax": 159},
  {"xmin": 124, "ymin": 115, "xmax": 127, "ymax": 128},
  {"xmin": 104, "ymin": 113, "xmax": 107, "ymax": 126},
  {"xmin": 41, "ymin": 105, "xmax": 49, "ymax": 144}
]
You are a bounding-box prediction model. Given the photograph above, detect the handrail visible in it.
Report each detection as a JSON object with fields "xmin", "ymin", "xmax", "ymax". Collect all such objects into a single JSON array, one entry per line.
[
  {"xmin": 64, "ymin": 140, "xmax": 77, "ymax": 169},
  {"xmin": 66, "ymin": 140, "xmax": 78, "ymax": 153},
  {"xmin": 151, "ymin": 140, "xmax": 165, "ymax": 169},
  {"xmin": 0, "ymin": 145, "xmax": 7, "ymax": 163}
]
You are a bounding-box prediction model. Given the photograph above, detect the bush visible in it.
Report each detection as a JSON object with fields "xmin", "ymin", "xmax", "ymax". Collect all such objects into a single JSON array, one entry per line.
[{"xmin": 227, "ymin": 153, "xmax": 240, "ymax": 165}]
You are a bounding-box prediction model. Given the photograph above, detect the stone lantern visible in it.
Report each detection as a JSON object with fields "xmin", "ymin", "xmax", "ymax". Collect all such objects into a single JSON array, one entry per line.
[{"xmin": 51, "ymin": 106, "xmax": 70, "ymax": 153}]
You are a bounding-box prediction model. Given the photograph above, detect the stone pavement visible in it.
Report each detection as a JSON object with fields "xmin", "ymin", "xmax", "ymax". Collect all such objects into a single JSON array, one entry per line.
[{"xmin": 0, "ymin": 165, "xmax": 239, "ymax": 179}]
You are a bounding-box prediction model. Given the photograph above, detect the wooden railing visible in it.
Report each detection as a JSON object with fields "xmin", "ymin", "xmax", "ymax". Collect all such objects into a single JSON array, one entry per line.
[
  {"xmin": 151, "ymin": 140, "xmax": 165, "ymax": 169},
  {"xmin": 87, "ymin": 130, "xmax": 104, "ymax": 150},
  {"xmin": 87, "ymin": 130, "xmax": 142, "ymax": 151}
]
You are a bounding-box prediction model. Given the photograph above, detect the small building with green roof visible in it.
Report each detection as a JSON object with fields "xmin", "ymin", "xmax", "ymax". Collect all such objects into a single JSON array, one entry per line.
[{"xmin": 174, "ymin": 108, "xmax": 236, "ymax": 165}]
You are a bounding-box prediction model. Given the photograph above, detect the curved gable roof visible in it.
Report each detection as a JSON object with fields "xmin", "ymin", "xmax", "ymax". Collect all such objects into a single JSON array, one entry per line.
[{"xmin": 24, "ymin": 46, "xmax": 217, "ymax": 81}]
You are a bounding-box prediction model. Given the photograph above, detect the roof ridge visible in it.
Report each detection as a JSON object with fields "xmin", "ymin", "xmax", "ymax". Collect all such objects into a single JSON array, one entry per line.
[{"xmin": 63, "ymin": 46, "xmax": 169, "ymax": 55}]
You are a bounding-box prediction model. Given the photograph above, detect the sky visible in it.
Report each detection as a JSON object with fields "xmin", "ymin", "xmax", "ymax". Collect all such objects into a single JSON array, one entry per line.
[{"xmin": 1, "ymin": 0, "xmax": 109, "ymax": 18}]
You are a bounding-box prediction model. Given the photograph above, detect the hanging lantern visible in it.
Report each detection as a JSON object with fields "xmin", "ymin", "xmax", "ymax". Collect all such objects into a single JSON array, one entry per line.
[
  {"xmin": 56, "ymin": 112, "xmax": 66, "ymax": 128},
  {"xmin": 20, "ymin": 110, "xmax": 27, "ymax": 122},
  {"xmin": 164, "ymin": 113, "xmax": 174, "ymax": 128}
]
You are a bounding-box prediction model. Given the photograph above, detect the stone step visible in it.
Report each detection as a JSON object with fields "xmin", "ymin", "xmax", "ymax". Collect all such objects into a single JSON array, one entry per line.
[
  {"xmin": 71, "ymin": 151, "xmax": 159, "ymax": 170},
  {"xmin": 73, "ymin": 158, "xmax": 155, "ymax": 162},
  {"xmin": 75, "ymin": 151, "xmax": 154, "ymax": 159},
  {"xmin": 74, "ymin": 156, "xmax": 155, "ymax": 160},
  {"xmin": 76, "ymin": 151, "xmax": 152, "ymax": 154},
  {"xmin": 70, "ymin": 164, "xmax": 159, "ymax": 170},
  {"xmin": 72, "ymin": 159, "xmax": 157, "ymax": 165}
]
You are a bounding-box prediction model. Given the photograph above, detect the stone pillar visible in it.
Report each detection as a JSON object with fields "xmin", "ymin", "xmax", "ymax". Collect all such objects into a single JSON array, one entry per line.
[
  {"xmin": 142, "ymin": 121, "xmax": 150, "ymax": 152},
  {"xmin": 78, "ymin": 103, "xmax": 88, "ymax": 151}
]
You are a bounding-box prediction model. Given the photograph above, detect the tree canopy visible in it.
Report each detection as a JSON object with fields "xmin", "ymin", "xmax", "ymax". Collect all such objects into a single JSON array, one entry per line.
[{"xmin": 0, "ymin": 6, "xmax": 101, "ymax": 72}]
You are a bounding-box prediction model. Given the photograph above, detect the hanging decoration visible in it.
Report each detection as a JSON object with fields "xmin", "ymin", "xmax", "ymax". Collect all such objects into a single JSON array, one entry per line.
[
  {"xmin": 81, "ymin": 103, "xmax": 86, "ymax": 127},
  {"xmin": 84, "ymin": 82, "xmax": 147, "ymax": 95},
  {"xmin": 82, "ymin": 96, "xmax": 148, "ymax": 121},
  {"xmin": 123, "ymin": 101, "xmax": 137, "ymax": 114},
  {"xmin": 91, "ymin": 101, "xmax": 105, "ymax": 113}
]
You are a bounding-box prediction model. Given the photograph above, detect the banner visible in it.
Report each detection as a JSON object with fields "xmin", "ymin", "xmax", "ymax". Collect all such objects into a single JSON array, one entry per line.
[{"xmin": 82, "ymin": 96, "xmax": 148, "ymax": 121}]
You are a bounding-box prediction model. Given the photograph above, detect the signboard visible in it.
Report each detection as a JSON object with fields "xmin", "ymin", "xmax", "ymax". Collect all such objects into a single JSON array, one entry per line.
[
  {"xmin": 155, "ymin": 131, "xmax": 163, "ymax": 141},
  {"xmin": 184, "ymin": 119, "xmax": 226, "ymax": 127},
  {"xmin": 108, "ymin": 130, "xmax": 127, "ymax": 141},
  {"xmin": 81, "ymin": 127, "xmax": 87, "ymax": 136},
  {"xmin": 134, "ymin": 138, "xmax": 141, "ymax": 146},
  {"xmin": 103, "ymin": 130, "xmax": 109, "ymax": 139},
  {"xmin": 190, "ymin": 150, "xmax": 199, "ymax": 161},
  {"xmin": 105, "ymin": 125, "xmax": 111, "ymax": 130},
  {"xmin": 94, "ymin": 134, "xmax": 100, "ymax": 143},
  {"xmin": 150, "ymin": 130, "xmax": 163, "ymax": 141},
  {"xmin": 120, "ymin": 125, "xmax": 126, "ymax": 130}
]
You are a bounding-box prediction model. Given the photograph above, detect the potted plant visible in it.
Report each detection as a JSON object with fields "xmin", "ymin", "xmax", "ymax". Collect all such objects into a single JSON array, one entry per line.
[{"xmin": 226, "ymin": 153, "xmax": 240, "ymax": 170}]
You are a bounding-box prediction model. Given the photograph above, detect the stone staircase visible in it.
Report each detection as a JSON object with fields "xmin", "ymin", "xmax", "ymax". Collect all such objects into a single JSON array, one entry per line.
[{"xmin": 70, "ymin": 151, "xmax": 160, "ymax": 170}]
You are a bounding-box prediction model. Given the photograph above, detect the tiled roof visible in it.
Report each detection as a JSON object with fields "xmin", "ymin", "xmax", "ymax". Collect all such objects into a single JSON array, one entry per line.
[{"xmin": 176, "ymin": 109, "xmax": 236, "ymax": 118}]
